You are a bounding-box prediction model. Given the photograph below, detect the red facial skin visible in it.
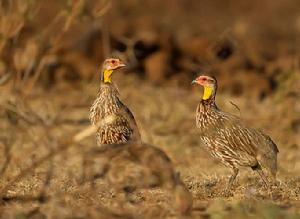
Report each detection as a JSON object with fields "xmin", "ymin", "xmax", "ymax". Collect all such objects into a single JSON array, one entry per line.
[
  {"xmin": 103, "ymin": 58, "xmax": 126, "ymax": 70},
  {"xmin": 192, "ymin": 75, "xmax": 215, "ymax": 87}
]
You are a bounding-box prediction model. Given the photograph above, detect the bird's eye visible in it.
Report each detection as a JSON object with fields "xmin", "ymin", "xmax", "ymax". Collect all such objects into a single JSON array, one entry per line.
[
  {"xmin": 111, "ymin": 60, "xmax": 116, "ymax": 64},
  {"xmin": 202, "ymin": 78, "xmax": 207, "ymax": 81}
]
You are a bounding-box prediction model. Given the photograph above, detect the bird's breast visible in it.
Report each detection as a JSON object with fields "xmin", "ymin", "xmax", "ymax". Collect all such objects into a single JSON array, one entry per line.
[{"xmin": 90, "ymin": 92, "xmax": 121, "ymax": 126}]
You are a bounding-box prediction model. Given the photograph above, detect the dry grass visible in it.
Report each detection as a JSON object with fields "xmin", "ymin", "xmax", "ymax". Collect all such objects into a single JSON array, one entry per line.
[
  {"xmin": 0, "ymin": 71, "xmax": 299, "ymax": 218},
  {"xmin": 0, "ymin": 0, "xmax": 299, "ymax": 218}
]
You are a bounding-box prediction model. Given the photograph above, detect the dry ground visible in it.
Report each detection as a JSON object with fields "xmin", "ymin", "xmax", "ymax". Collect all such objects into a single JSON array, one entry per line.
[
  {"xmin": 0, "ymin": 72, "xmax": 299, "ymax": 219},
  {"xmin": 0, "ymin": 1, "xmax": 300, "ymax": 218}
]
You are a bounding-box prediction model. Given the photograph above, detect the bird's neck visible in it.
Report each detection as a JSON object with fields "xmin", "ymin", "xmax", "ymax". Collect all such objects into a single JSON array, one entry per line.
[
  {"xmin": 201, "ymin": 86, "xmax": 217, "ymax": 106},
  {"xmin": 98, "ymin": 80, "xmax": 119, "ymax": 98},
  {"xmin": 202, "ymin": 86, "xmax": 213, "ymax": 100},
  {"xmin": 101, "ymin": 69, "xmax": 113, "ymax": 84}
]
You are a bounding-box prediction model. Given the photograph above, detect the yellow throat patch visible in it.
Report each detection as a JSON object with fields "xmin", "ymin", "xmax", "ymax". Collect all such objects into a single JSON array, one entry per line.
[
  {"xmin": 103, "ymin": 69, "xmax": 113, "ymax": 83},
  {"xmin": 202, "ymin": 86, "xmax": 213, "ymax": 100}
]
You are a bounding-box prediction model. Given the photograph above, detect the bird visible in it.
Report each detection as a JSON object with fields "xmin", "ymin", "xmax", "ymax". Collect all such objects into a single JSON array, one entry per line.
[
  {"xmin": 84, "ymin": 141, "xmax": 193, "ymax": 216},
  {"xmin": 192, "ymin": 75, "xmax": 279, "ymax": 190},
  {"xmin": 89, "ymin": 58, "xmax": 141, "ymax": 145}
]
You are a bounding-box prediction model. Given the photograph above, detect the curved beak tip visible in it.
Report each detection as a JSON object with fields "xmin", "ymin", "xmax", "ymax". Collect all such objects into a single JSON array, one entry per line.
[
  {"xmin": 191, "ymin": 80, "xmax": 197, "ymax": 85},
  {"xmin": 118, "ymin": 61, "xmax": 126, "ymax": 67}
]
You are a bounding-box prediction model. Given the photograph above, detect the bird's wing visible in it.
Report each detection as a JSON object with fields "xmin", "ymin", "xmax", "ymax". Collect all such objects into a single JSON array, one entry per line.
[
  {"xmin": 118, "ymin": 100, "xmax": 141, "ymax": 140},
  {"xmin": 211, "ymin": 113, "xmax": 259, "ymax": 166},
  {"xmin": 219, "ymin": 112, "xmax": 279, "ymax": 170},
  {"xmin": 216, "ymin": 125, "xmax": 258, "ymax": 166},
  {"xmin": 89, "ymin": 100, "xmax": 101, "ymax": 125}
]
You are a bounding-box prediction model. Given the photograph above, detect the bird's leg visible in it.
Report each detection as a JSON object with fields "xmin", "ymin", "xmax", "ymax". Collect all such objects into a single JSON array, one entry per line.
[
  {"xmin": 224, "ymin": 167, "xmax": 239, "ymax": 195},
  {"xmin": 228, "ymin": 168, "xmax": 239, "ymax": 187},
  {"xmin": 251, "ymin": 163, "xmax": 270, "ymax": 189},
  {"xmin": 256, "ymin": 169, "xmax": 269, "ymax": 189}
]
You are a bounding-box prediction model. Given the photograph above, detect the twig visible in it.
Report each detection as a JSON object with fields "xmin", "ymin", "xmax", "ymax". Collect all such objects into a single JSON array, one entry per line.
[
  {"xmin": 0, "ymin": 73, "xmax": 12, "ymax": 86},
  {"xmin": 25, "ymin": 55, "xmax": 53, "ymax": 96},
  {"xmin": 101, "ymin": 15, "xmax": 111, "ymax": 59},
  {"xmin": 0, "ymin": 100, "xmax": 135, "ymax": 201},
  {"xmin": 1, "ymin": 194, "xmax": 50, "ymax": 203},
  {"xmin": 93, "ymin": 0, "xmax": 112, "ymax": 18},
  {"xmin": 0, "ymin": 139, "xmax": 67, "ymax": 198},
  {"xmin": 73, "ymin": 125, "xmax": 97, "ymax": 142},
  {"xmin": 0, "ymin": 122, "xmax": 99, "ymax": 198},
  {"xmin": 63, "ymin": 0, "xmax": 86, "ymax": 32},
  {"xmin": 1, "ymin": 101, "xmax": 42, "ymax": 125},
  {"xmin": 0, "ymin": 139, "xmax": 12, "ymax": 177},
  {"xmin": 38, "ymin": 157, "xmax": 53, "ymax": 203},
  {"xmin": 229, "ymin": 100, "xmax": 242, "ymax": 118},
  {"xmin": 54, "ymin": 118, "xmax": 90, "ymax": 125}
]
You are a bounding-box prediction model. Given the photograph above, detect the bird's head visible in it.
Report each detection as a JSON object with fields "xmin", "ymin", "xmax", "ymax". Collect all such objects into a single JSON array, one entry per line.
[
  {"xmin": 191, "ymin": 75, "xmax": 217, "ymax": 100},
  {"xmin": 102, "ymin": 58, "xmax": 126, "ymax": 83},
  {"xmin": 103, "ymin": 58, "xmax": 126, "ymax": 71}
]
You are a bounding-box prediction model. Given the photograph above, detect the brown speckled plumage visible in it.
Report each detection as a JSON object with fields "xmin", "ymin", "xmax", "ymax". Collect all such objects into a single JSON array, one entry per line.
[
  {"xmin": 89, "ymin": 58, "xmax": 140, "ymax": 145},
  {"xmin": 193, "ymin": 75, "xmax": 279, "ymax": 188},
  {"xmin": 85, "ymin": 142, "xmax": 193, "ymax": 215}
]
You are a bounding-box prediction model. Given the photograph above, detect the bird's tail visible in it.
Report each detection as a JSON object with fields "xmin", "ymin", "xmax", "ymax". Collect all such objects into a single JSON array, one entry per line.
[{"xmin": 260, "ymin": 135, "xmax": 279, "ymax": 183}]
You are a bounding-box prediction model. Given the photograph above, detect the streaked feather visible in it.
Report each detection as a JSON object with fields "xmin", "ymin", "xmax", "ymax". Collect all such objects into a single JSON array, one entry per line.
[
  {"xmin": 196, "ymin": 80, "xmax": 278, "ymax": 185},
  {"xmin": 90, "ymin": 82, "xmax": 141, "ymax": 145}
]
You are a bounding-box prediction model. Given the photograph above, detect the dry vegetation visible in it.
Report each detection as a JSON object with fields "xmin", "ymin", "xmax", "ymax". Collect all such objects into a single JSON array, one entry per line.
[{"xmin": 0, "ymin": 0, "xmax": 300, "ymax": 218}]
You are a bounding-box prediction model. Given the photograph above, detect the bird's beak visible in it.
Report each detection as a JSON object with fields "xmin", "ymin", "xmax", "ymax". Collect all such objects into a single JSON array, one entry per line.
[
  {"xmin": 191, "ymin": 80, "xmax": 197, "ymax": 85},
  {"xmin": 118, "ymin": 60, "xmax": 126, "ymax": 67}
]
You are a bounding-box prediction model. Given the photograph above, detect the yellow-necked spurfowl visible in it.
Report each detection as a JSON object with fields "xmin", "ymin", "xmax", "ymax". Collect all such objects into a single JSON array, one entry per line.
[
  {"xmin": 89, "ymin": 58, "xmax": 141, "ymax": 145},
  {"xmin": 192, "ymin": 75, "xmax": 279, "ymax": 189}
]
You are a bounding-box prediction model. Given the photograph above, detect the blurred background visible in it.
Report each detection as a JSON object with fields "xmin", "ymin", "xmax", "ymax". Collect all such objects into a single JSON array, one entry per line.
[
  {"xmin": 0, "ymin": 0, "xmax": 299, "ymax": 95},
  {"xmin": 0, "ymin": 0, "xmax": 299, "ymax": 218}
]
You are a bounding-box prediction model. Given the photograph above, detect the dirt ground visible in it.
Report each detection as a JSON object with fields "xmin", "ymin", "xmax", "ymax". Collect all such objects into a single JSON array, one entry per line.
[{"xmin": 0, "ymin": 0, "xmax": 300, "ymax": 218}]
